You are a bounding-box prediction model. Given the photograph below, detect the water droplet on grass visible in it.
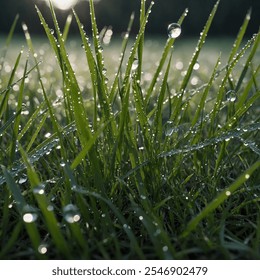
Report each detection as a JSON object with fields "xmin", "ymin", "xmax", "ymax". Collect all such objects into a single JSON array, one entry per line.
[
  {"xmin": 131, "ymin": 59, "xmax": 139, "ymax": 71},
  {"xmin": 47, "ymin": 205, "xmax": 54, "ymax": 212},
  {"xmin": 193, "ymin": 61, "xmax": 200, "ymax": 70},
  {"xmin": 33, "ymin": 184, "xmax": 45, "ymax": 195},
  {"xmin": 162, "ymin": 246, "xmax": 169, "ymax": 252},
  {"xmin": 63, "ymin": 204, "xmax": 81, "ymax": 224},
  {"xmin": 38, "ymin": 244, "xmax": 48, "ymax": 255},
  {"xmin": 168, "ymin": 23, "xmax": 181, "ymax": 38},
  {"xmin": 165, "ymin": 121, "xmax": 175, "ymax": 136},
  {"xmin": 18, "ymin": 176, "xmax": 27, "ymax": 184},
  {"xmin": 139, "ymin": 216, "xmax": 144, "ymax": 221},
  {"xmin": 22, "ymin": 205, "xmax": 38, "ymax": 223},
  {"xmin": 227, "ymin": 90, "xmax": 237, "ymax": 102},
  {"xmin": 225, "ymin": 191, "xmax": 231, "ymax": 196}
]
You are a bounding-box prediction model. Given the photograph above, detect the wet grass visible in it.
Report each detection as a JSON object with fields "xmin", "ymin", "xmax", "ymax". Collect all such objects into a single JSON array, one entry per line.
[{"xmin": 0, "ymin": 0, "xmax": 259, "ymax": 259}]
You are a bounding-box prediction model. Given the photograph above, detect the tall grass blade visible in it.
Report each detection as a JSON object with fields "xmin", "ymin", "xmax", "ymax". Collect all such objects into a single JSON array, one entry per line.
[
  {"xmin": 171, "ymin": 0, "xmax": 220, "ymax": 123},
  {"xmin": 145, "ymin": 8, "xmax": 188, "ymax": 105},
  {"xmin": 19, "ymin": 145, "xmax": 71, "ymax": 257},
  {"xmin": 181, "ymin": 161, "xmax": 260, "ymax": 238}
]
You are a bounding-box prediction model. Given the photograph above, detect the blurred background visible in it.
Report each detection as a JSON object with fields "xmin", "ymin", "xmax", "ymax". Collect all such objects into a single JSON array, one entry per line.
[{"xmin": 0, "ymin": 0, "xmax": 259, "ymax": 37}]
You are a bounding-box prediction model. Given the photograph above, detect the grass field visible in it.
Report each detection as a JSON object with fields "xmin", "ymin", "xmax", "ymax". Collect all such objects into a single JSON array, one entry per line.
[{"xmin": 0, "ymin": 0, "xmax": 259, "ymax": 259}]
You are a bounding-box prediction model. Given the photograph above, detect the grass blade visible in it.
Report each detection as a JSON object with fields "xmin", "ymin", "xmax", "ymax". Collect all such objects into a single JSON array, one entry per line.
[{"xmin": 181, "ymin": 161, "xmax": 260, "ymax": 238}]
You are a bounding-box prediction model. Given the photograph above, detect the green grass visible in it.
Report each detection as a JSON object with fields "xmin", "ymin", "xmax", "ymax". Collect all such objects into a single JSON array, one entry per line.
[{"xmin": 0, "ymin": 0, "xmax": 259, "ymax": 259}]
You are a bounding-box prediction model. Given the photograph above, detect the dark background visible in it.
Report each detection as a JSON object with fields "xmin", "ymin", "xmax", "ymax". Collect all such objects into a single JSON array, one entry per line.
[{"xmin": 0, "ymin": 0, "xmax": 259, "ymax": 37}]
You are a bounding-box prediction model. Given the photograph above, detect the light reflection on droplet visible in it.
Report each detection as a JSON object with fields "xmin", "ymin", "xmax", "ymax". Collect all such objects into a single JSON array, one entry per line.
[
  {"xmin": 23, "ymin": 213, "xmax": 38, "ymax": 223},
  {"xmin": 18, "ymin": 176, "xmax": 27, "ymax": 184},
  {"xmin": 175, "ymin": 61, "xmax": 183, "ymax": 70},
  {"xmin": 225, "ymin": 191, "xmax": 231, "ymax": 196},
  {"xmin": 167, "ymin": 23, "xmax": 181, "ymax": 39},
  {"xmin": 63, "ymin": 204, "xmax": 81, "ymax": 224},
  {"xmin": 162, "ymin": 246, "xmax": 169, "ymax": 252},
  {"xmin": 227, "ymin": 90, "xmax": 237, "ymax": 102},
  {"xmin": 131, "ymin": 59, "xmax": 139, "ymax": 71},
  {"xmin": 38, "ymin": 244, "xmax": 48, "ymax": 255},
  {"xmin": 33, "ymin": 184, "xmax": 45, "ymax": 195},
  {"xmin": 193, "ymin": 61, "xmax": 200, "ymax": 70}
]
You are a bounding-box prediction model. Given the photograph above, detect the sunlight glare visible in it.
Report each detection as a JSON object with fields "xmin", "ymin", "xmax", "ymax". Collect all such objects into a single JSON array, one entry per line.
[{"xmin": 46, "ymin": 0, "xmax": 79, "ymax": 11}]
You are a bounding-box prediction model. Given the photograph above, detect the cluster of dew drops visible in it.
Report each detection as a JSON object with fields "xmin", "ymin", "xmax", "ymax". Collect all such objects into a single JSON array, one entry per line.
[{"xmin": 17, "ymin": 19, "xmax": 183, "ymax": 257}]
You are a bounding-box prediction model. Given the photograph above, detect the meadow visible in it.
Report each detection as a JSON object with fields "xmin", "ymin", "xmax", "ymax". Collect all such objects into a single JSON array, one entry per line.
[{"xmin": 0, "ymin": 0, "xmax": 259, "ymax": 259}]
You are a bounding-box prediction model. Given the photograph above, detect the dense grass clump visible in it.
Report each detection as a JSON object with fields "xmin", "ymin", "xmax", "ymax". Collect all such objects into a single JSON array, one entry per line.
[{"xmin": 0, "ymin": 0, "xmax": 259, "ymax": 259}]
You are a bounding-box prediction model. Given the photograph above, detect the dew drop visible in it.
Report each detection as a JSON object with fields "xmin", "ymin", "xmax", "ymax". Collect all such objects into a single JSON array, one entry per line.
[
  {"xmin": 131, "ymin": 59, "xmax": 139, "ymax": 71},
  {"xmin": 47, "ymin": 205, "xmax": 54, "ymax": 212},
  {"xmin": 226, "ymin": 90, "xmax": 237, "ymax": 102},
  {"xmin": 33, "ymin": 184, "xmax": 45, "ymax": 195},
  {"xmin": 63, "ymin": 204, "xmax": 81, "ymax": 224},
  {"xmin": 22, "ymin": 205, "xmax": 38, "ymax": 223},
  {"xmin": 38, "ymin": 244, "xmax": 48, "ymax": 255},
  {"xmin": 23, "ymin": 213, "xmax": 38, "ymax": 223},
  {"xmin": 18, "ymin": 176, "xmax": 27, "ymax": 184},
  {"xmin": 193, "ymin": 61, "xmax": 200, "ymax": 70},
  {"xmin": 165, "ymin": 121, "xmax": 177, "ymax": 136},
  {"xmin": 225, "ymin": 191, "xmax": 231, "ymax": 196},
  {"xmin": 245, "ymin": 174, "xmax": 250, "ymax": 179},
  {"xmin": 168, "ymin": 23, "xmax": 181, "ymax": 38},
  {"xmin": 162, "ymin": 246, "xmax": 169, "ymax": 252},
  {"xmin": 139, "ymin": 216, "xmax": 144, "ymax": 221}
]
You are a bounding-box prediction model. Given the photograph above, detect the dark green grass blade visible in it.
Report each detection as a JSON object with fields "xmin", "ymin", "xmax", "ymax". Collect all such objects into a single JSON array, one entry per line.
[
  {"xmin": 0, "ymin": 221, "xmax": 23, "ymax": 259},
  {"xmin": 22, "ymin": 22, "xmax": 68, "ymax": 160},
  {"xmin": 36, "ymin": 4, "xmax": 92, "ymax": 146},
  {"xmin": 153, "ymin": 54, "xmax": 172, "ymax": 141},
  {"xmin": 71, "ymin": 119, "xmax": 111, "ymax": 170},
  {"xmin": 0, "ymin": 110, "xmax": 21, "ymax": 137},
  {"xmin": 73, "ymin": 10, "xmax": 98, "ymax": 127},
  {"xmin": 209, "ymin": 34, "xmax": 258, "ymax": 132},
  {"xmin": 181, "ymin": 161, "xmax": 260, "ymax": 238},
  {"xmin": 1, "ymin": 166, "xmax": 27, "ymax": 212},
  {"xmin": 137, "ymin": 0, "xmax": 146, "ymax": 81},
  {"xmin": 88, "ymin": 0, "xmax": 107, "ymax": 83},
  {"xmin": 228, "ymin": 9, "xmax": 251, "ymax": 64},
  {"xmin": 9, "ymin": 59, "xmax": 28, "ymax": 162},
  {"xmin": 235, "ymin": 29, "xmax": 260, "ymax": 92},
  {"xmin": 109, "ymin": 12, "xmax": 135, "ymax": 103},
  {"xmin": 88, "ymin": 0, "xmax": 116, "ymax": 129},
  {"xmin": 171, "ymin": 0, "xmax": 220, "ymax": 123},
  {"xmin": 121, "ymin": 122, "xmax": 260, "ymax": 180},
  {"xmin": 19, "ymin": 145, "xmax": 71, "ymax": 257},
  {"xmin": 1, "ymin": 166, "xmax": 45, "ymax": 259},
  {"xmin": 191, "ymin": 55, "xmax": 221, "ymax": 128},
  {"xmin": 63, "ymin": 14, "xmax": 73, "ymax": 43},
  {"xmin": 131, "ymin": 200, "xmax": 176, "ymax": 259},
  {"xmin": 73, "ymin": 188, "xmax": 145, "ymax": 259},
  {"xmin": 17, "ymin": 103, "xmax": 46, "ymax": 141},
  {"xmin": 0, "ymin": 122, "xmax": 77, "ymax": 186},
  {"xmin": 114, "ymin": 1, "xmax": 154, "ymax": 149},
  {"xmin": 145, "ymin": 8, "xmax": 189, "ymax": 105}
]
